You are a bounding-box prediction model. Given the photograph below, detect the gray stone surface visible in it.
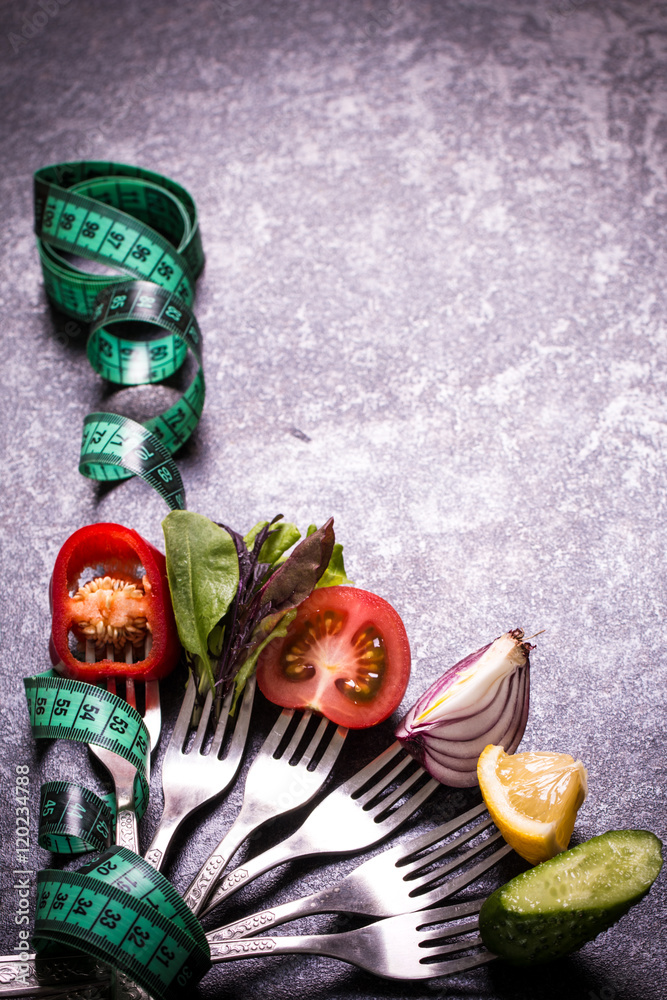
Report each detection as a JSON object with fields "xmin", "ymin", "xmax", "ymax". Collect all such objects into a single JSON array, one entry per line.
[{"xmin": 0, "ymin": 0, "xmax": 665, "ymax": 997}]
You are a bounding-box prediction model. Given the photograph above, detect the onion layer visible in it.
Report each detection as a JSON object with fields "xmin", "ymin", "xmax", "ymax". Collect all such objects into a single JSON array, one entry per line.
[{"xmin": 395, "ymin": 629, "xmax": 532, "ymax": 788}]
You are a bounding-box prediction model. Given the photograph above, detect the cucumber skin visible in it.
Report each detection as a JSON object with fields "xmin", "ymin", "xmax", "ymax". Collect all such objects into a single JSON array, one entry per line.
[{"xmin": 479, "ymin": 830, "xmax": 663, "ymax": 966}]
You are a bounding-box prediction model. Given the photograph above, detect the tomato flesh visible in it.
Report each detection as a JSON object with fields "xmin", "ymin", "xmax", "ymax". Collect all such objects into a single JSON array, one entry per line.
[{"xmin": 257, "ymin": 586, "xmax": 411, "ymax": 729}]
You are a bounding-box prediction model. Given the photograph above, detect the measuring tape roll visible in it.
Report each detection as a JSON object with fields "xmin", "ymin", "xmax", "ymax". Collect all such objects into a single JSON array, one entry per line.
[
  {"xmin": 34, "ymin": 847, "xmax": 211, "ymax": 1000},
  {"xmin": 33, "ymin": 161, "xmax": 207, "ymax": 509},
  {"xmin": 78, "ymin": 278, "xmax": 205, "ymax": 509},
  {"xmin": 38, "ymin": 781, "xmax": 114, "ymax": 855},
  {"xmin": 25, "ymin": 671, "xmax": 150, "ymax": 824}
]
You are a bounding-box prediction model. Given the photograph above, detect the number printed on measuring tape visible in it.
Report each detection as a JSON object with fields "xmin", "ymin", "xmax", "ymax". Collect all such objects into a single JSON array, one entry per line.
[
  {"xmin": 38, "ymin": 781, "xmax": 114, "ymax": 855},
  {"xmin": 25, "ymin": 671, "xmax": 150, "ymax": 821},
  {"xmin": 34, "ymin": 848, "xmax": 210, "ymax": 1000},
  {"xmin": 33, "ymin": 161, "xmax": 208, "ymax": 509}
]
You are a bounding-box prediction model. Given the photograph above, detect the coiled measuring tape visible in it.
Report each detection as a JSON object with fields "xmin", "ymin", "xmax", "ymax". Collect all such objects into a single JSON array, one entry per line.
[
  {"xmin": 39, "ymin": 781, "xmax": 114, "ymax": 855},
  {"xmin": 34, "ymin": 161, "xmax": 207, "ymax": 509},
  {"xmin": 35, "ymin": 847, "xmax": 210, "ymax": 1000},
  {"xmin": 25, "ymin": 672, "xmax": 211, "ymax": 997},
  {"xmin": 24, "ymin": 670, "xmax": 150, "ymax": 828}
]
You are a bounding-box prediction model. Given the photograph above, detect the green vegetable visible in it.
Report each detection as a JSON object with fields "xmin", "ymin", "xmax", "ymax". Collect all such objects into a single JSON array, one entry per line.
[
  {"xmin": 260, "ymin": 519, "xmax": 336, "ymax": 612},
  {"xmin": 230, "ymin": 609, "xmax": 297, "ymax": 712},
  {"xmin": 162, "ymin": 511, "xmax": 352, "ymax": 706},
  {"xmin": 480, "ymin": 829, "xmax": 663, "ymax": 965},
  {"xmin": 244, "ymin": 520, "xmax": 301, "ymax": 565},
  {"xmin": 307, "ymin": 524, "xmax": 355, "ymax": 588},
  {"xmin": 162, "ymin": 511, "xmax": 239, "ymax": 695}
]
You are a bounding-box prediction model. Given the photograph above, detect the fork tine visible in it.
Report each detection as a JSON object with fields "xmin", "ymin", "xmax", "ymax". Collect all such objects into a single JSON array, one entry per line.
[
  {"xmin": 295, "ymin": 713, "xmax": 327, "ymax": 765},
  {"xmin": 190, "ymin": 687, "xmax": 214, "ymax": 754},
  {"xmin": 124, "ymin": 676, "xmax": 137, "ymax": 711},
  {"xmin": 143, "ymin": 679, "xmax": 161, "ymax": 754},
  {"xmin": 354, "ymin": 751, "xmax": 416, "ymax": 808},
  {"xmin": 252, "ymin": 707, "xmax": 294, "ymax": 758},
  {"xmin": 220, "ymin": 673, "xmax": 256, "ymax": 763},
  {"xmin": 312, "ymin": 723, "xmax": 347, "ymax": 772},
  {"xmin": 426, "ymin": 930, "xmax": 485, "ymax": 957},
  {"xmin": 405, "ymin": 816, "xmax": 496, "ymax": 876},
  {"xmin": 375, "ymin": 775, "xmax": 440, "ymax": 829},
  {"xmin": 397, "ymin": 803, "xmax": 488, "ymax": 864},
  {"xmin": 345, "ymin": 741, "xmax": 404, "ymax": 794},
  {"xmin": 367, "ymin": 763, "xmax": 429, "ymax": 814},
  {"xmin": 419, "ymin": 917, "xmax": 481, "ymax": 945},
  {"xmin": 207, "ymin": 682, "xmax": 235, "ymax": 757},
  {"xmin": 166, "ymin": 671, "xmax": 199, "ymax": 754},
  {"xmin": 281, "ymin": 710, "xmax": 313, "ymax": 759}
]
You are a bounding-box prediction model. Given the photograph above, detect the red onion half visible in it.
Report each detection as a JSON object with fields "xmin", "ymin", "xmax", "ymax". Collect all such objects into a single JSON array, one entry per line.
[{"xmin": 395, "ymin": 628, "xmax": 532, "ymax": 787}]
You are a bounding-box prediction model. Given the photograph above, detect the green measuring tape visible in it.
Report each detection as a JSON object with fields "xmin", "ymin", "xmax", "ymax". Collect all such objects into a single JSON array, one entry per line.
[
  {"xmin": 25, "ymin": 671, "xmax": 211, "ymax": 996},
  {"xmin": 35, "ymin": 847, "xmax": 210, "ymax": 1000},
  {"xmin": 24, "ymin": 670, "xmax": 150, "ymax": 824},
  {"xmin": 39, "ymin": 781, "xmax": 114, "ymax": 855},
  {"xmin": 33, "ymin": 161, "xmax": 207, "ymax": 509}
]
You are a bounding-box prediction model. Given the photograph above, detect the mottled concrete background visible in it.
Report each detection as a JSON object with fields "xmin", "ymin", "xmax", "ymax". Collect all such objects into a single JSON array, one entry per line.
[{"xmin": 1, "ymin": 1, "xmax": 666, "ymax": 997}]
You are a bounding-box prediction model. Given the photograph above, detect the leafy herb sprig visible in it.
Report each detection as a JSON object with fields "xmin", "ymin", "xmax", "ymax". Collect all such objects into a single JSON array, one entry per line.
[{"xmin": 162, "ymin": 512, "xmax": 352, "ymax": 708}]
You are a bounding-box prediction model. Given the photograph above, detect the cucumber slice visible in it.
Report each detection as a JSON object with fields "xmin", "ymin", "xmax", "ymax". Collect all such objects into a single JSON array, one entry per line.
[{"xmin": 479, "ymin": 829, "xmax": 663, "ymax": 965}]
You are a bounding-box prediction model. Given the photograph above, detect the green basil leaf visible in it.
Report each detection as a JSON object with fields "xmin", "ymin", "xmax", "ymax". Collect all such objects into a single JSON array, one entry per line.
[
  {"xmin": 208, "ymin": 623, "xmax": 225, "ymax": 658},
  {"xmin": 230, "ymin": 608, "xmax": 297, "ymax": 712},
  {"xmin": 162, "ymin": 511, "xmax": 239, "ymax": 693},
  {"xmin": 316, "ymin": 543, "xmax": 354, "ymax": 588},
  {"xmin": 243, "ymin": 520, "xmax": 269, "ymax": 551},
  {"xmin": 257, "ymin": 521, "xmax": 301, "ymax": 565},
  {"xmin": 244, "ymin": 518, "xmax": 301, "ymax": 565}
]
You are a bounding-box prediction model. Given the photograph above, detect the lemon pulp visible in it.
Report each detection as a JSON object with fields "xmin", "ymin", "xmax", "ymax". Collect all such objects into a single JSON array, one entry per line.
[{"xmin": 477, "ymin": 745, "xmax": 588, "ymax": 864}]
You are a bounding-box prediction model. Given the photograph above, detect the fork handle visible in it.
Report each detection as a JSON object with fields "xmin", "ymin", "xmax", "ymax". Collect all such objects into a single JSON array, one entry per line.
[
  {"xmin": 143, "ymin": 813, "xmax": 184, "ymax": 871},
  {"xmin": 115, "ymin": 807, "xmax": 140, "ymax": 853},
  {"xmin": 209, "ymin": 929, "xmax": 362, "ymax": 967},
  {"xmin": 183, "ymin": 814, "xmax": 264, "ymax": 914},
  {"xmin": 207, "ymin": 879, "xmax": 372, "ymax": 942},
  {"xmin": 200, "ymin": 831, "xmax": 315, "ymax": 916}
]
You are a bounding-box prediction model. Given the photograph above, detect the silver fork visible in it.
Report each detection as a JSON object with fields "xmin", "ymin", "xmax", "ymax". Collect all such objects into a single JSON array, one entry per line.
[
  {"xmin": 0, "ymin": 905, "xmax": 490, "ymax": 998},
  {"xmin": 207, "ymin": 802, "xmax": 512, "ymax": 941},
  {"xmin": 199, "ymin": 741, "xmax": 439, "ymax": 917},
  {"xmin": 0, "ymin": 812, "xmax": 501, "ymax": 998},
  {"xmin": 183, "ymin": 709, "xmax": 348, "ymax": 914},
  {"xmin": 86, "ymin": 640, "xmax": 160, "ymax": 853},
  {"xmin": 208, "ymin": 898, "xmax": 495, "ymax": 979},
  {"xmin": 142, "ymin": 669, "xmax": 255, "ymax": 871}
]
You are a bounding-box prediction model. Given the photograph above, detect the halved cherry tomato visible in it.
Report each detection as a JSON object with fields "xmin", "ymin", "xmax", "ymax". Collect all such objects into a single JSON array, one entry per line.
[{"xmin": 256, "ymin": 586, "xmax": 411, "ymax": 729}]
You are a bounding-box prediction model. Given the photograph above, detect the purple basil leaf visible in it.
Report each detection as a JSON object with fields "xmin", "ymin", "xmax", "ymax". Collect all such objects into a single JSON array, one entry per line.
[{"xmin": 259, "ymin": 517, "xmax": 335, "ymax": 612}]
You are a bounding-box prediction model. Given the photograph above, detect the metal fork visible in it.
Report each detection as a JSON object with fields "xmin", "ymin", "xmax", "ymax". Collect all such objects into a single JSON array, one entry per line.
[
  {"xmin": 199, "ymin": 741, "xmax": 440, "ymax": 917},
  {"xmin": 142, "ymin": 669, "xmax": 256, "ymax": 871},
  {"xmin": 0, "ymin": 811, "xmax": 502, "ymax": 997},
  {"xmin": 207, "ymin": 802, "xmax": 512, "ymax": 941},
  {"xmin": 183, "ymin": 709, "xmax": 348, "ymax": 914},
  {"xmin": 86, "ymin": 640, "xmax": 160, "ymax": 854},
  {"xmin": 208, "ymin": 897, "xmax": 495, "ymax": 979}
]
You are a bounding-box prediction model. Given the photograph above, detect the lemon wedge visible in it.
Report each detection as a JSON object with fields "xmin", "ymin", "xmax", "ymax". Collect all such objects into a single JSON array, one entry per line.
[{"xmin": 477, "ymin": 744, "xmax": 588, "ymax": 865}]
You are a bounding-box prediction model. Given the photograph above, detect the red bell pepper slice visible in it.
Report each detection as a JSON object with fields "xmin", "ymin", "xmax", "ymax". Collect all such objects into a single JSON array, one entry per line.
[{"xmin": 49, "ymin": 522, "xmax": 180, "ymax": 681}]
